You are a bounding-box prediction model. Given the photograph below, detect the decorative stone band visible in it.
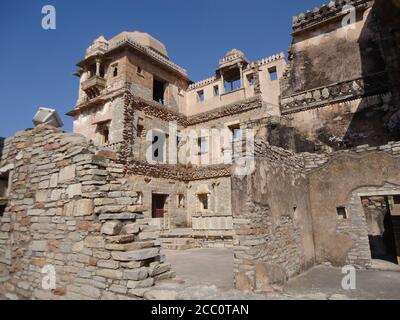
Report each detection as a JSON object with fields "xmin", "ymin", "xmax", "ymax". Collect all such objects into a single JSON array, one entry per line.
[
  {"xmin": 123, "ymin": 90, "xmax": 264, "ymax": 127},
  {"xmin": 124, "ymin": 160, "xmax": 231, "ymax": 182},
  {"xmin": 292, "ymin": 0, "xmax": 372, "ymax": 33},
  {"xmin": 124, "ymin": 91, "xmax": 188, "ymax": 126},
  {"xmin": 280, "ymin": 72, "xmax": 389, "ymax": 115}
]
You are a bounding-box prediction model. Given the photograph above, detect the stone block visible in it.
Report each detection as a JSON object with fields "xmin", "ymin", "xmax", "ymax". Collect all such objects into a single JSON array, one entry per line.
[
  {"xmin": 31, "ymin": 240, "xmax": 47, "ymax": 252},
  {"xmin": 84, "ymin": 236, "xmax": 104, "ymax": 249},
  {"xmin": 35, "ymin": 190, "xmax": 48, "ymax": 202},
  {"xmin": 67, "ymin": 184, "xmax": 82, "ymax": 198},
  {"xmin": 123, "ymin": 223, "xmax": 140, "ymax": 234},
  {"xmin": 49, "ymin": 173, "xmax": 58, "ymax": 188},
  {"xmin": 96, "ymin": 269, "xmax": 123, "ymax": 279},
  {"xmin": 98, "ymin": 213, "xmax": 138, "ymax": 221},
  {"xmin": 101, "ymin": 221, "xmax": 122, "ymax": 236},
  {"xmin": 59, "ymin": 164, "xmax": 76, "ymax": 182},
  {"xmin": 97, "ymin": 260, "xmax": 119, "ymax": 269},
  {"xmin": 111, "ymin": 248, "xmax": 160, "ymax": 262},
  {"xmin": 127, "ymin": 277, "xmax": 154, "ymax": 289},
  {"xmin": 74, "ymin": 199, "xmax": 93, "ymax": 216},
  {"xmin": 124, "ymin": 267, "xmax": 148, "ymax": 281}
]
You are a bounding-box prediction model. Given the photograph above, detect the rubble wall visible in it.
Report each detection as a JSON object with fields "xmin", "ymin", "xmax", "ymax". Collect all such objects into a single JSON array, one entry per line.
[{"xmin": 0, "ymin": 126, "xmax": 172, "ymax": 300}]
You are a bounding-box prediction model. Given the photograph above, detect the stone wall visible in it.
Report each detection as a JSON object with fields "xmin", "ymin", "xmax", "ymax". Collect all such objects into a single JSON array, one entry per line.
[
  {"xmin": 231, "ymin": 137, "xmax": 400, "ymax": 291},
  {"xmin": 306, "ymin": 151, "xmax": 400, "ymax": 267},
  {"xmin": 0, "ymin": 126, "xmax": 173, "ymax": 300},
  {"xmin": 280, "ymin": 0, "xmax": 400, "ymax": 149},
  {"xmin": 302, "ymin": 141, "xmax": 400, "ymax": 171},
  {"xmin": 231, "ymin": 141, "xmax": 314, "ymax": 292}
]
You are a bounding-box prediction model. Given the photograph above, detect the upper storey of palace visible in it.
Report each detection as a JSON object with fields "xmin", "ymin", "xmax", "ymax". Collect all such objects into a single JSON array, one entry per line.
[{"xmin": 68, "ymin": 30, "xmax": 286, "ymax": 119}]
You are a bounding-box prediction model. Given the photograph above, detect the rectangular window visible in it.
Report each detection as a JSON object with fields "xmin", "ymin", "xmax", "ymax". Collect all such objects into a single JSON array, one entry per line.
[
  {"xmin": 336, "ymin": 207, "xmax": 348, "ymax": 220},
  {"xmin": 228, "ymin": 124, "xmax": 242, "ymax": 157},
  {"xmin": 198, "ymin": 194, "xmax": 209, "ymax": 211},
  {"xmin": 213, "ymin": 85, "xmax": 220, "ymax": 97},
  {"xmin": 247, "ymin": 74, "xmax": 256, "ymax": 86},
  {"xmin": 198, "ymin": 137, "xmax": 207, "ymax": 155},
  {"xmin": 136, "ymin": 192, "xmax": 143, "ymax": 205},
  {"xmin": 197, "ymin": 90, "xmax": 205, "ymax": 102},
  {"xmin": 393, "ymin": 195, "xmax": 400, "ymax": 205},
  {"xmin": 268, "ymin": 67, "xmax": 278, "ymax": 81},
  {"xmin": 137, "ymin": 124, "xmax": 144, "ymax": 138},
  {"xmin": 111, "ymin": 64, "xmax": 118, "ymax": 77},
  {"xmin": 97, "ymin": 121, "xmax": 110, "ymax": 145},
  {"xmin": 177, "ymin": 194, "xmax": 184, "ymax": 208},
  {"xmin": 153, "ymin": 78, "xmax": 167, "ymax": 105},
  {"xmin": 225, "ymin": 79, "xmax": 241, "ymax": 92}
]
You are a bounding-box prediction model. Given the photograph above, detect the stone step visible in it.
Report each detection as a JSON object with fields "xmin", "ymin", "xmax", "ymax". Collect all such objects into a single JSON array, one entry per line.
[{"xmin": 160, "ymin": 237, "xmax": 197, "ymax": 250}]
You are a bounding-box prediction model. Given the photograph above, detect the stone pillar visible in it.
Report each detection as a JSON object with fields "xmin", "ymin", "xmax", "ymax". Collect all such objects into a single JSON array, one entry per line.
[
  {"xmin": 95, "ymin": 58, "xmax": 101, "ymax": 77},
  {"xmin": 220, "ymin": 73, "xmax": 225, "ymax": 94},
  {"xmin": 239, "ymin": 63, "xmax": 244, "ymax": 89}
]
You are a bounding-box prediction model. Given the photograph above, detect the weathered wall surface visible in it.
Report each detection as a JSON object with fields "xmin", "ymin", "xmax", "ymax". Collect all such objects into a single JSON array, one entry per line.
[
  {"xmin": 232, "ymin": 142, "xmax": 315, "ymax": 291},
  {"xmin": 0, "ymin": 126, "xmax": 173, "ymax": 300},
  {"xmin": 280, "ymin": 0, "xmax": 400, "ymax": 149},
  {"xmin": 307, "ymin": 152, "xmax": 400, "ymax": 267}
]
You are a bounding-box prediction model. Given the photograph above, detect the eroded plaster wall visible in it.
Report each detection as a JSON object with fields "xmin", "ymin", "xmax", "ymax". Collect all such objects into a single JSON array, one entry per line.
[
  {"xmin": 232, "ymin": 142, "xmax": 315, "ymax": 291},
  {"xmin": 307, "ymin": 152, "xmax": 400, "ymax": 266}
]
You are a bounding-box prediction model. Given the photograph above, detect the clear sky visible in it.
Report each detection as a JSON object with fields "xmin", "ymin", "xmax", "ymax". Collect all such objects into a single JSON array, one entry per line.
[{"xmin": 0, "ymin": 0, "xmax": 324, "ymax": 138}]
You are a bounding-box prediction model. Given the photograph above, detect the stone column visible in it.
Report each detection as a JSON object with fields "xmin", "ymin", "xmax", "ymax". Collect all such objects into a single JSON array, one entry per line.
[
  {"xmin": 220, "ymin": 73, "xmax": 225, "ymax": 94},
  {"xmin": 95, "ymin": 58, "xmax": 101, "ymax": 77},
  {"xmin": 239, "ymin": 63, "xmax": 244, "ymax": 89}
]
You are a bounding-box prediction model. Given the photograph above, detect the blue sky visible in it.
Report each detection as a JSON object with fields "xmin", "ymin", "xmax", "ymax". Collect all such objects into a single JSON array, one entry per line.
[{"xmin": 0, "ymin": 0, "xmax": 324, "ymax": 137}]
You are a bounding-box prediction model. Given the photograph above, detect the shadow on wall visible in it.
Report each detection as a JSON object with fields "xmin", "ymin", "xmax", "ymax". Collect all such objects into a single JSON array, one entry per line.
[
  {"xmin": 0, "ymin": 138, "xmax": 4, "ymax": 159},
  {"xmin": 341, "ymin": 1, "xmax": 400, "ymax": 148},
  {"xmin": 281, "ymin": 1, "xmax": 400, "ymax": 151}
]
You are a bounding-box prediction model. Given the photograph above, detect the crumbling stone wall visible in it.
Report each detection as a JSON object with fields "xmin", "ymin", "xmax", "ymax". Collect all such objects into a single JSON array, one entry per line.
[
  {"xmin": 232, "ymin": 141, "xmax": 314, "ymax": 292},
  {"xmin": 0, "ymin": 126, "xmax": 172, "ymax": 300},
  {"xmin": 231, "ymin": 138, "xmax": 400, "ymax": 291}
]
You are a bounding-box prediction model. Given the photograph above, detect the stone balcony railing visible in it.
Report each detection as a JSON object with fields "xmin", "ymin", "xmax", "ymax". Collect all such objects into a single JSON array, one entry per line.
[
  {"xmin": 280, "ymin": 72, "xmax": 389, "ymax": 114},
  {"xmin": 81, "ymin": 76, "xmax": 106, "ymax": 98}
]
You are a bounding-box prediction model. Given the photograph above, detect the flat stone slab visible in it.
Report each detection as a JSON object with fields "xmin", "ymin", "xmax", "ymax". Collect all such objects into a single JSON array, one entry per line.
[{"xmin": 98, "ymin": 213, "xmax": 144, "ymax": 221}]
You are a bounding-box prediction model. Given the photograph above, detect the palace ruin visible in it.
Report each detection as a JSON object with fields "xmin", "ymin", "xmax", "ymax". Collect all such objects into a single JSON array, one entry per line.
[{"xmin": 0, "ymin": 0, "xmax": 399, "ymax": 299}]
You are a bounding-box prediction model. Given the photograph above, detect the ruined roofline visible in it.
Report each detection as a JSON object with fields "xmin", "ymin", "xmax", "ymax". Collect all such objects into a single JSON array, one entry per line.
[
  {"xmin": 292, "ymin": 0, "xmax": 373, "ymax": 33},
  {"xmin": 187, "ymin": 52, "xmax": 285, "ymax": 91}
]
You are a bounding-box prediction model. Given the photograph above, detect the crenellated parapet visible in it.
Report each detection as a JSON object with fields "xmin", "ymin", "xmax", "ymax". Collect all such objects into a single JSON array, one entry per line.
[{"xmin": 292, "ymin": 0, "xmax": 373, "ymax": 33}]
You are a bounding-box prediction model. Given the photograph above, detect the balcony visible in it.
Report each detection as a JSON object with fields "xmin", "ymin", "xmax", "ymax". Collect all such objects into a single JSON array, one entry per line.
[{"xmin": 81, "ymin": 76, "xmax": 106, "ymax": 99}]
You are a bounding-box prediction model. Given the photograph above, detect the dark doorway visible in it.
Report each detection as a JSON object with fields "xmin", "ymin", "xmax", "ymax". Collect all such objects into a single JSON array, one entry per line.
[
  {"xmin": 152, "ymin": 194, "xmax": 168, "ymax": 218},
  {"xmin": 153, "ymin": 78, "xmax": 166, "ymax": 105},
  {"xmin": 363, "ymin": 196, "xmax": 399, "ymax": 264}
]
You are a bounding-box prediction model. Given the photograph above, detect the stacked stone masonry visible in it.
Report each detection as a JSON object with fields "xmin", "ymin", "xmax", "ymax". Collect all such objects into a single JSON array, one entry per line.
[{"xmin": 0, "ymin": 126, "xmax": 173, "ymax": 300}]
